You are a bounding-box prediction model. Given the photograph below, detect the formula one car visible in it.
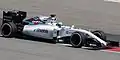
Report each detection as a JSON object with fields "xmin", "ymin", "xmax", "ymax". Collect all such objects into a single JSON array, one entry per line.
[{"xmin": 0, "ymin": 10, "xmax": 109, "ymax": 48}]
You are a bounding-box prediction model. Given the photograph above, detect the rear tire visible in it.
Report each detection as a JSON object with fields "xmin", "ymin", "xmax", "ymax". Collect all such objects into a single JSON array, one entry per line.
[
  {"xmin": 70, "ymin": 32, "xmax": 86, "ymax": 48},
  {"xmin": 1, "ymin": 22, "xmax": 17, "ymax": 37}
]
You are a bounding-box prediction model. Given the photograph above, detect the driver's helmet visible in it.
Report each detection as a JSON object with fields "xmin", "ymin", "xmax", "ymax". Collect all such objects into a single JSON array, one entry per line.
[
  {"xmin": 47, "ymin": 14, "xmax": 57, "ymax": 23},
  {"xmin": 39, "ymin": 16, "xmax": 49, "ymax": 23},
  {"xmin": 39, "ymin": 14, "xmax": 57, "ymax": 24}
]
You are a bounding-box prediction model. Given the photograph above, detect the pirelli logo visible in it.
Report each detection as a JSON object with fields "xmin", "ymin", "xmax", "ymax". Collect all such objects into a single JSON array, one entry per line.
[{"xmin": 34, "ymin": 28, "xmax": 48, "ymax": 33}]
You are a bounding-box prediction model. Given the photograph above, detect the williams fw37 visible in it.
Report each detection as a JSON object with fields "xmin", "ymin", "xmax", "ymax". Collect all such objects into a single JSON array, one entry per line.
[{"xmin": 0, "ymin": 10, "xmax": 118, "ymax": 49}]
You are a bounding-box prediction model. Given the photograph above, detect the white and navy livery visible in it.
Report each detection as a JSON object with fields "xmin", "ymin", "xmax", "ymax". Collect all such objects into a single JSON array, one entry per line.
[{"xmin": 0, "ymin": 10, "xmax": 108, "ymax": 48}]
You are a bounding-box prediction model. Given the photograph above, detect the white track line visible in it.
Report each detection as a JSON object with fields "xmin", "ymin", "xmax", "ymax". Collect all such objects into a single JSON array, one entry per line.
[{"xmin": 104, "ymin": 0, "xmax": 120, "ymax": 3}]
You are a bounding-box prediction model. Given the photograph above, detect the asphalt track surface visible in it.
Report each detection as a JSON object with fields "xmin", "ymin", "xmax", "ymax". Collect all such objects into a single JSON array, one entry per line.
[{"xmin": 0, "ymin": 0, "xmax": 120, "ymax": 60}]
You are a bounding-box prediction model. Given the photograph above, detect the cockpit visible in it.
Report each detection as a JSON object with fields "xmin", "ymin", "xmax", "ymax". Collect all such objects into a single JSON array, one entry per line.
[
  {"xmin": 39, "ymin": 14, "xmax": 63, "ymax": 27},
  {"xmin": 23, "ymin": 14, "xmax": 63, "ymax": 28}
]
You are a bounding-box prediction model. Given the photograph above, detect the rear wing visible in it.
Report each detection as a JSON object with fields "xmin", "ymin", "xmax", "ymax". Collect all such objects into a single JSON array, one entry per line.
[{"xmin": 3, "ymin": 10, "xmax": 27, "ymax": 24}]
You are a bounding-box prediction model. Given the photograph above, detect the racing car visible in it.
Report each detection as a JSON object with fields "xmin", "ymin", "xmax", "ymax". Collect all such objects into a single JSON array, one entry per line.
[{"xmin": 0, "ymin": 10, "xmax": 109, "ymax": 48}]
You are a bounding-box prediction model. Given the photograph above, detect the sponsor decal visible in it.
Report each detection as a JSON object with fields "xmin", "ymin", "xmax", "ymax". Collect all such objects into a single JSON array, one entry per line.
[
  {"xmin": 32, "ymin": 21, "xmax": 41, "ymax": 24},
  {"xmin": 3, "ymin": 16, "xmax": 12, "ymax": 19},
  {"xmin": 66, "ymin": 31, "xmax": 73, "ymax": 34},
  {"xmin": 34, "ymin": 28, "xmax": 48, "ymax": 33}
]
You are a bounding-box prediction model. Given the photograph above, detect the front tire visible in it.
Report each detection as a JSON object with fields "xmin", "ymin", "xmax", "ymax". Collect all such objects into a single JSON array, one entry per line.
[
  {"xmin": 91, "ymin": 30, "xmax": 107, "ymax": 48},
  {"xmin": 70, "ymin": 32, "xmax": 86, "ymax": 48},
  {"xmin": 1, "ymin": 22, "xmax": 17, "ymax": 37},
  {"xmin": 92, "ymin": 30, "xmax": 107, "ymax": 41}
]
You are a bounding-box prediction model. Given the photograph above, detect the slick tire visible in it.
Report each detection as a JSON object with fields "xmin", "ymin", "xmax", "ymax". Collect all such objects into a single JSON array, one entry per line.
[
  {"xmin": 1, "ymin": 22, "xmax": 17, "ymax": 37},
  {"xmin": 92, "ymin": 30, "xmax": 107, "ymax": 41},
  {"xmin": 70, "ymin": 32, "xmax": 86, "ymax": 48}
]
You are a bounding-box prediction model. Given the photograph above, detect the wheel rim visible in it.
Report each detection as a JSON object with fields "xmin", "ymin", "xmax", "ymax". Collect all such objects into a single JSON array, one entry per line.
[
  {"xmin": 70, "ymin": 33, "xmax": 82, "ymax": 46},
  {"xmin": 1, "ymin": 24, "xmax": 11, "ymax": 36}
]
